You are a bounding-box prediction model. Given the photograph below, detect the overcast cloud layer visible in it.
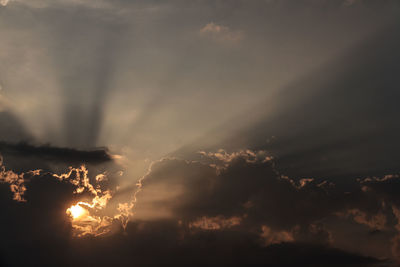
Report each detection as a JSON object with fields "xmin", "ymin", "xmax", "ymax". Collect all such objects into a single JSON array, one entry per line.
[{"xmin": 1, "ymin": 0, "xmax": 400, "ymax": 266}]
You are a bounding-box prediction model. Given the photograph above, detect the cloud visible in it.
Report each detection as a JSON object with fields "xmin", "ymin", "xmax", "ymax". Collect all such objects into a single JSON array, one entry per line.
[
  {"xmin": 0, "ymin": 141, "xmax": 112, "ymax": 165},
  {"xmin": 0, "ymin": 0, "xmax": 10, "ymax": 6},
  {"xmin": 131, "ymin": 149, "xmax": 400, "ymax": 263},
  {"xmin": 339, "ymin": 209, "xmax": 387, "ymax": 230},
  {"xmin": 195, "ymin": 21, "xmax": 400, "ymax": 184},
  {"xmin": 0, "ymin": 148, "xmax": 396, "ymax": 265},
  {"xmin": 189, "ymin": 215, "xmax": 242, "ymax": 230},
  {"xmin": 0, "ymin": 155, "xmax": 36, "ymax": 201},
  {"xmin": 200, "ymin": 22, "xmax": 244, "ymax": 43},
  {"xmin": 0, "ymin": 1, "xmax": 399, "ymax": 265},
  {"xmin": 0, "ymin": 149, "xmax": 128, "ymax": 238},
  {"xmin": 7, "ymin": 0, "xmax": 114, "ymax": 10},
  {"xmin": 136, "ymin": 150, "xmax": 337, "ymax": 234},
  {"xmin": 0, "ymin": 145, "xmax": 396, "ymax": 264},
  {"xmin": 261, "ymin": 225, "xmax": 294, "ymax": 245}
]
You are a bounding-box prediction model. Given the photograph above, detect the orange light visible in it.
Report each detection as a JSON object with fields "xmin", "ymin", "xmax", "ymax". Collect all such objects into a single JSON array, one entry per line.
[{"xmin": 67, "ymin": 204, "xmax": 86, "ymax": 219}]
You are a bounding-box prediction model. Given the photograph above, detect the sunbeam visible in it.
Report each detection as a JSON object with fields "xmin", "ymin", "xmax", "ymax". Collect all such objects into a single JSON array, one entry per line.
[{"xmin": 0, "ymin": 1, "xmax": 399, "ymax": 266}]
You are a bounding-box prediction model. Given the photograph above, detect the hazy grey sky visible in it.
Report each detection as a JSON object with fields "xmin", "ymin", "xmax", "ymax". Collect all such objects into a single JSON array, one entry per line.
[{"xmin": 1, "ymin": 0, "xmax": 398, "ymax": 158}]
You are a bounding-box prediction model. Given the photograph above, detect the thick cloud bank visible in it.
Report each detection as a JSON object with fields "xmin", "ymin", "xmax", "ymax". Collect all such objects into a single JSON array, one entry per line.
[{"xmin": 0, "ymin": 149, "xmax": 399, "ymax": 265}]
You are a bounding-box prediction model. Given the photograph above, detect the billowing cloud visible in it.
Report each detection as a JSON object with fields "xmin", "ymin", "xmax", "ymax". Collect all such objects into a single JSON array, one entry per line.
[
  {"xmin": 200, "ymin": 22, "xmax": 244, "ymax": 43},
  {"xmin": 0, "ymin": 150, "xmax": 128, "ymax": 237},
  {"xmin": 0, "ymin": 155, "xmax": 35, "ymax": 201},
  {"xmin": 132, "ymin": 149, "xmax": 400, "ymax": 263},
  {"xmin": 0, "ymin": 148, "xmax": 397, "ymax": 265}
]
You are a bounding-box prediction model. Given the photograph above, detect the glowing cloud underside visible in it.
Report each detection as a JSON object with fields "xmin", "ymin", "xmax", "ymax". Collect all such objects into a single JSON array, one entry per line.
[{"xmin": 0, "ymin": 155, "xmax": 136, "ymax": 237}]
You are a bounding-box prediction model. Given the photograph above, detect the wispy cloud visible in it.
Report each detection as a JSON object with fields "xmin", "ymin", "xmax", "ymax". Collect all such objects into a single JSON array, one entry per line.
[
  {"xmin": 0, "ymin": 0, "xmax": 10, "ymax": 7},
  {"xmin": 200, "ymin": 22, "xmax": 244, "ymax": 43}
]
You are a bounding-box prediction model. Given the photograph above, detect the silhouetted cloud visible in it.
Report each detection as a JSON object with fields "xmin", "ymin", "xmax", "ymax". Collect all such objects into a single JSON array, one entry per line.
[
  {"xmin": 0, "ymin": 142, "xmax": 112, "ymax": 164},
  {"xmin": 131, "ymin": 150, "xmax": 400, "ymax": 263},
  {"xmin": 1, "ymin": 149, "xmax": 396, "ymax": 265}
]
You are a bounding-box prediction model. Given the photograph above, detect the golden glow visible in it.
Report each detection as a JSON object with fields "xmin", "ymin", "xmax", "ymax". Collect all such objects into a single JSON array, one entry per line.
[
  {"xmin": 57, "ymin": 166, "xmax": 131, "ymax": 237},
  {"xmin": 67, "ymin": 204, "xmax": 86, "ymax": 219}
]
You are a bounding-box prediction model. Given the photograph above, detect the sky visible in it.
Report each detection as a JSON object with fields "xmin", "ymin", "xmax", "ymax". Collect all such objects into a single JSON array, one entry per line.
[{"xmin": 0, "ymin": 0, "xmax": 400, "ymax": 266}]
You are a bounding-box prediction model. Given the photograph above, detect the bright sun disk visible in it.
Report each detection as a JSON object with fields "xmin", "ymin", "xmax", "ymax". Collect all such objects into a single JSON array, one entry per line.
[{"xmin": 67, "ymin": 204, "xmax": 86, "ymax": 219}]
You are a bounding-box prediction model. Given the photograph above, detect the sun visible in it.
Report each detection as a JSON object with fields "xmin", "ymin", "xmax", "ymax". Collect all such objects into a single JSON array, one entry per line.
[{"xmin": 67, "ymin": 204, "xmax": 86, "ymax": 219}]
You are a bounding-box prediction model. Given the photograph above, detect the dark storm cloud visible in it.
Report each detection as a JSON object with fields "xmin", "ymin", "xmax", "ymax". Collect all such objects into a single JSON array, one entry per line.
[
  {"xmin": 0, "ymin": 149, "xmax": 395, "ymax": 266},
  {"xmin": 0, "ymin": 174, "xmax": 74, "ymax": 266},
  {"xmin": 0, "ymin": 141, "xmax": 112, "ymax": 164},
  {"xmin": 69, "ymin": 221, "xmax": 381, "ymax": 266},
  {"xmin": 137, "ymin": 151, "xmax": 342, "ymax": 233},
  {"xmin": 132, "ymin": 150, "xmax": 400, "ymax": 263}
]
